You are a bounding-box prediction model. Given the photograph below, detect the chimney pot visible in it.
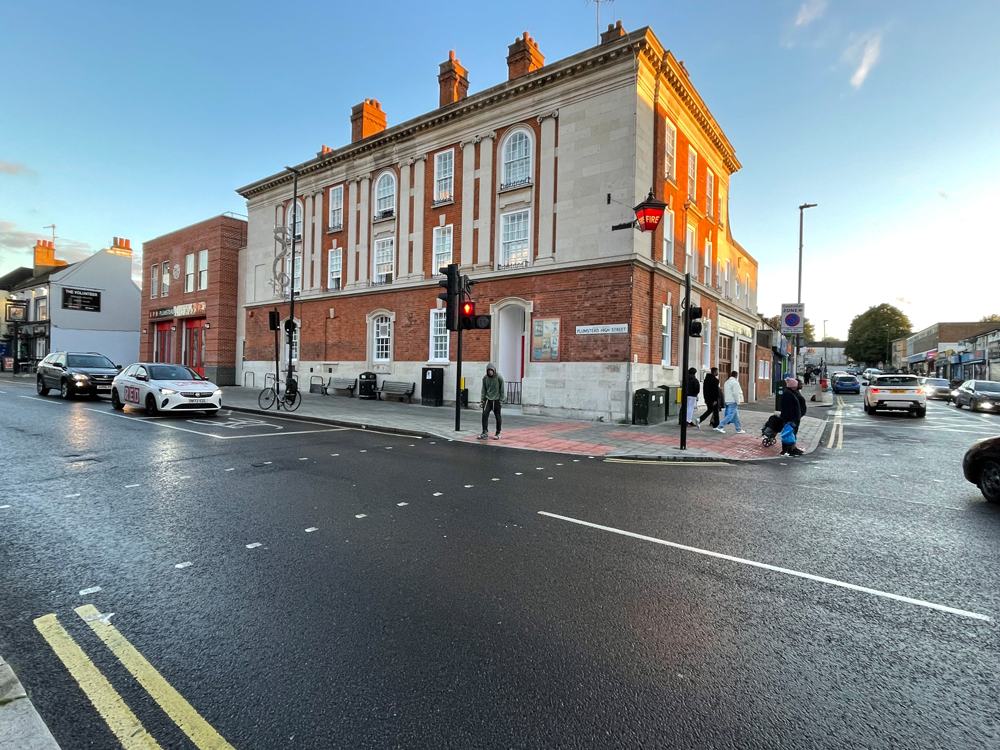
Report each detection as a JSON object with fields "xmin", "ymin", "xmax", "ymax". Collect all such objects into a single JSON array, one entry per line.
[
  {"xmin": 351, "ymin": 98, "xmax": 388, "ymax": 142},
  {"xmin": 438, "ymin": 49, "xmax": 470, "ymax": 108},
  {"xmin": 600, "ymin": 20, "xmax": 626, "ymax": 44},
  {"xmin": 507, "ymin": 31, "xmax": 545, "ymax": 80}
]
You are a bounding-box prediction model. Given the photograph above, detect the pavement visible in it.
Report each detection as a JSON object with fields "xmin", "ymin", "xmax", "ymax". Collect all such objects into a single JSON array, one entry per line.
[
  {"xmin": 219, "ymin": 385, "xmax": 827, "ymax": 461},
  {"xmin": 0, "ymin": 654, "xmax": 60, "ymax": 750},
  {"xmin": 3, "ymin": 378, "xmax": 1000, "ymax": 749}
]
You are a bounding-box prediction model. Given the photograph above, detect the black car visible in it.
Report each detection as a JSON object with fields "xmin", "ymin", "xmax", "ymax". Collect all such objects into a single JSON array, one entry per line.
[
  {"xmin": 953, "ymin": 380, "xmax": 1000, "ymax": 412},
  {"xmin": 36, "ymin": 351, "xmax": 122, "ymax": 399},
  {"xmin": 963, "ymin": 436, "xmax": 1000, "ymax": 502},
  {"xmin": 919, "ymin": 377, "xmax": 953, "ymax": 401}
]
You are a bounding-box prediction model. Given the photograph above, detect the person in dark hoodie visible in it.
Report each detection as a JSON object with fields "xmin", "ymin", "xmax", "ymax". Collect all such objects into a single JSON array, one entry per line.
[
  {"xmin": 793, "ymin": 379, "xmax": 808, "ymax": 437},
  {"xmin": 699, "ymin": 367, "xmax": 721, "ymax": 428},
  {"xmin": 686, "ymin": 367, "xmax": 701, "ymax": 428},
  {"xmin": 779, "ymin": 377, "xmax": 804, "ymax": 456},
  {"xmin": 478, "ymin": 363, "xmax": 505, "ymax": 440}
]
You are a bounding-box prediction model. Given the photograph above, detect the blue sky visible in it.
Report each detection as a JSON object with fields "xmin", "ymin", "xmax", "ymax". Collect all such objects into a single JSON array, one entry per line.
[{"xmin": 2, "ymin": 0, "xmax": 999, "ymax": 337}]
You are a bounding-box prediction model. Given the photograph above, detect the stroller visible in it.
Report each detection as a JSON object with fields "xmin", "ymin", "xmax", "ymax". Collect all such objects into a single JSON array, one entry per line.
[{"xmin": 761, "ymin": 414, "xmax": 783, "ymax": 448}]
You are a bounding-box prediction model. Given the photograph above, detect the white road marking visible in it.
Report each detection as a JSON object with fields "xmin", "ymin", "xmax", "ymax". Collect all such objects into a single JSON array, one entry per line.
[
  {"xmin": 465, "ymin": 485, "xmax": 474, "ymax": 488},
  {"xmin": 932, "ymin": 479, "xmax": 945, "ymax": 483},
  {"xmin": 556, "ymin": 463, "xmax": 563, "ymax": 466},
  {"xmin": 0, "ymin": 504, "xmax": 10, "ymax": 509},
  {"xmin": 360, "ymin": 450, "xmax": 367, "ymax": 453},
  {"xmin": 538, "ymin": 511, "xmax": 991, "ymax": 622},
  {"xmin": 65, "ymin": 493, "xmax": 81, "ymax": 498},
  {"xmin": 19, "ymin": 395, "xmax": 61, "ymax": 404},
  {"xmin": 355, "ymin": 514, "xmax": 367, "ymax": 519},
  {"xmin": 536, "ymin": 467, "xmax": 544, "ymax": 470},
  {"xmin": 385, "ymin": 447, "xmax": 392, "ymax": 450},
  {"xmin": 124, "ymin": 484, "xmax": 140, "ymax": 488},
  {"xmin": 84, "ymin": 408, "xmax": 344, "ymax": 439},
  {"xmin": 263, "ymin": 461, "xmax": 272, "ymax": 465},
  {"xmin": 299, "ymin": 457, "xmax": 308, "ymax": 461},
  {"xmin": 573, "ymin": 459, "xmax": 580, "ymax": 462},
  {"xmin": 174, "ymin": 561, "xmax": 193, "ymax": 569},
  {"xmin": 515, "ymin": 472, "xmax": 523, "ymax": 475},
  {"xmin": 305, "ymin": 527, "xmax": 318, "ymax": 533},
  {"xmin": 178, "ymin": 476, "xmax": 191, "ymax": 480},
  {"xmin": 331, "ymin": 454, "xmax": 339, "ymax": 457},
  {"xmin": 548, "ymin": 477, "xmax": 553, "ymax": 480},
  {"xmin": 79, "ymin": 586, "xmax": 102, "ymax": 596},
  {"xmin": 433, "ymin": 492, "xmax": 443, "ymax": 497},
  {"xmin": 890, "ymin": 474, "xmax": 900, "ymax": 478},
  {"xmin": 225, "ymin": 468, "xmax": 235, "ymax": 472},
  {"xmin": 397, "ymin": 502, "xmax": 408, "ymax": 506},
  {"xmin": 246, "ymin": 542, "xmax": 262, "ymax": 549},
  {"xmin": 491, "ymin": 478, "xmax": 499, "ymax": 481}
]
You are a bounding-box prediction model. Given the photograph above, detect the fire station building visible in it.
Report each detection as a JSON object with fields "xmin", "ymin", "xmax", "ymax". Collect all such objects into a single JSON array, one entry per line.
[{"xmin": 235, "ymin": 24, "xmax": 760, "ymax": 420}]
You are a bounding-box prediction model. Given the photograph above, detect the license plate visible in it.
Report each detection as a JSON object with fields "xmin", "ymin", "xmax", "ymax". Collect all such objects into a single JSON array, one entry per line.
[
  {"xmin": 890, "ymin": 389, "xmax": 906, "ymax": 393},
  {"xmin": 190, "ymin": 399, "xmax": 206, "ymax": 403},
  {"xmin": 97, "ymin": 385, "xmax": 111, "ymax": 390}
]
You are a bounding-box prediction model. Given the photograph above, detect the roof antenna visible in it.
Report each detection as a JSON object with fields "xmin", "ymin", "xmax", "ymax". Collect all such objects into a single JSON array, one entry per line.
[
  {"xmin": 43, "ymin": 224, "xmax": 56, "ymax": 244},
  {"xmin": 586, "ymin": 0, "xmax": 615, "ymax": 43}
]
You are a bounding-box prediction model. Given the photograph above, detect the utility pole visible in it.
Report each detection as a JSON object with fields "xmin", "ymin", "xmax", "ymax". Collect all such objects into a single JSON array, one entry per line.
[
  {"xmin": 284, "ymin": 167, "xmax": 300, "ymax": 397},
  {"xmin": 796, "ymin": 203, "xmax": 817, "ymax": 379},
  {"xmin": 679, "ymin": 272, "xmax": 691, "ymax": 450},
  {"xmin": 823, "ymin": 319, "xmax": 829, "ymax": 380}
]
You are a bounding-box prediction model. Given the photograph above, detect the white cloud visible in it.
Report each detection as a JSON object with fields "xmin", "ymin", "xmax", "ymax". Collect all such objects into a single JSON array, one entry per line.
[
  {"xmin": 0, "ymin": 160, "xmax": 36, "ymax": 177},
  {"xmin": 0, "ymin": 219, "xmax": 94, "ymax": 274},
  {"xmin": 795, "ymin": 0, "xmax": 828, "ymax": 27},
  {"xmin": 842, "ymin": 32, "xmax": 882, "ymax": 88}
]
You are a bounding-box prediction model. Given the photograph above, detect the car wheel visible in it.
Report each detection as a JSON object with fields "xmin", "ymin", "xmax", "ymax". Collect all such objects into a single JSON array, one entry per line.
[
  {"xmin": 954, "ymin": 400, "xmax": 962, "ymax": 409},
  {"xmin": 979, "ymin": 460, "xmax": 1000, "ymax": 503},
  {"xmin": 144, "ymin": 393, "xmax": 159, "ymax": 416},
  {"xmin": 111, "ymin": 389, "xmax": 125, "ymax": 411},
  {"xmin": 36, "ymin": 377, "xmax": 49, "ymax": 396},
  {"xmin": 970, "ymin": 399, "xmax": 979, "ymax": 412},
  {"xmin": 60, "ymin": 379, "xmax": 72, "ymax": 399},
  {"xmin": 916, "ymin": 407, "xmax": 926, "ymax": 418}
]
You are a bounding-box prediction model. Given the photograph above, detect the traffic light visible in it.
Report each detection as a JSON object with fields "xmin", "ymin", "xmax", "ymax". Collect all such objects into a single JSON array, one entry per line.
[
  {"xmin": 437, "ymin": 263, "xmax": 461, "ymax": 331},
  {"xmin": 268, "ymin": 310, "xmax": 280, "ymax": 331},
  {"xmin": 688, "ymin": 305, "xmax": 703, "ymax": 338},
  {"xmin": 460, "ymin": 300, "xmax": 476, "ymax": 329}
]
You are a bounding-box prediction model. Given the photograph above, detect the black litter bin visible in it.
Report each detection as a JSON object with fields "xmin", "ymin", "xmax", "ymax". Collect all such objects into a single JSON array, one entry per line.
[
  {"xmin": 421, "ymin": 367, "xmax": 444, "ymax": 406},
  {"xmin": 774, "ymin": 381, "xmax": 785, "ymax": 411},
  {"xmin": 633, "ymin": 388, "xmax": 666, "ymax": 425},
  {"xmin": 359, "ymin": 371, "xmax": 378, "ymax": 400}
]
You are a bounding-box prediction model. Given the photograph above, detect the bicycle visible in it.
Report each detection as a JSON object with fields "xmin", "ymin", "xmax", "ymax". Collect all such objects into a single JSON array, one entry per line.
[{"xmin": 258, "ymin": 381, "xmax": 300, "ymax": 411}]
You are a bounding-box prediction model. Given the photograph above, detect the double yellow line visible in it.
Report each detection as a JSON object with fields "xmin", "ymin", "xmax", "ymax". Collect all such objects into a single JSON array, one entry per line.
[
  {"xmin": 34, "ymin": 606, "xmax": 236, "ymax": 750},
  {"xmin": 827, "ymin": 397, "xmax": 845, "ymax": 450}
]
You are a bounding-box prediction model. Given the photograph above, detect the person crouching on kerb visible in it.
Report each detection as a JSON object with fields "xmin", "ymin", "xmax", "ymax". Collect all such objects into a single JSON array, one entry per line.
[{"xmin": 478, "ymin": 363, "xmax": 505, "ymax": 440}]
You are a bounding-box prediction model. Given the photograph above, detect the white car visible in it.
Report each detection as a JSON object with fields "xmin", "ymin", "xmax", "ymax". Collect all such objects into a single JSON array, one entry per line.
[
  {"xmin": 111, "ymin": 363, "xmax": 222, "ymax": 416},
  {"xmin": 864, "ymin": 374, "xmax": 926, "ymax": 417},
  {"xmin": 861, "ymin": 367, "xmax": 883, "ymax": 385}
]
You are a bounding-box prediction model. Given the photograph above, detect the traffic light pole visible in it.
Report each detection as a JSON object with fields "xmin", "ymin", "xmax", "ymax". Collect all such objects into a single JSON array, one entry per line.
[
  {"xmin": 455, "ymin": 327, "xmax": 463, "ymax": 431},
  {"xmin": 285, "ymin": 166, "xmax": 300, "ymax": 397},
  {"xmin": 679, "ymin": 272, "xmax": 691, "ymax": 450}
]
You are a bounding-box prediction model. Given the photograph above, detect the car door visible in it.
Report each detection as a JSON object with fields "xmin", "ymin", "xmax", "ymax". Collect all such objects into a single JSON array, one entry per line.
[
  {"xmin": 49, "ymin": 353, "xmax": 67, "ymax": 387},
  {"xmin": 959, "ymin": 381, "xmax": 973, "ymax": 406},
  {"xmin": 37, "ymin": 354, "xmax": 53, "ymax": 386},
  {"xmin": 122, "ymin": 365, "xmax": 146, "ymax": 407}
]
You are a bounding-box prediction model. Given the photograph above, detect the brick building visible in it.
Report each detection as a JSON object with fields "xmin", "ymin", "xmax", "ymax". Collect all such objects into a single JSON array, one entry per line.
[
  {"xmin": 140, "ymin": 214, "xmax": 247, "ymax": 384},
  {"xmin": 235, "ymin": 24, "xmax": 760, "ymax": 420}
]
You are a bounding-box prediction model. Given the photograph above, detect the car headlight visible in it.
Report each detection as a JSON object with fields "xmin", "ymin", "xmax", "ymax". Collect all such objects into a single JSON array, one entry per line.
[
  {"xmin": 213, "ymin": 389, "xmax": 222, "ymax": 397},
  {"xmin": 951, "ymin": 390, "xmax": 959, "ymax": 396},
  {"xmin": 73, "ymin": 373, "xmax": 89, "ymax": 380},
  {"xmin": 159, "ymin": 388, "xmax": 177, "ymax": 395},
  {"xmin": 982, "ymin": 401, "xmax": 994, "ymax": 409}
]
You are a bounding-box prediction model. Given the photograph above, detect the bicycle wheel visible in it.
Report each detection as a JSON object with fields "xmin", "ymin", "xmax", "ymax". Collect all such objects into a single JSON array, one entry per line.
[
  {"xmin": 283, "ymin": 389, "xmax": 301, "ymax": 411},
  {"xmin": 258, "ymin": 387, "xmax": 277, "ymax": 410}
]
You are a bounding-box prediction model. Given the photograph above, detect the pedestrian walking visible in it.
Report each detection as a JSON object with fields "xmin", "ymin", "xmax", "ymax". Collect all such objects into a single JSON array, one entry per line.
[
  {"xmin": 478, "ymin": 363, "xmax": 505, "ymax": 440},
  {"xmin": 779, "ymin": 376, "xmax": 804, "ymax": 456},
  {"xmin": 686, "ymin": 367, "xmax": 701, "ymax": 428},
  {"xmin": 699, "ymin": 367, "xmax": 721, "ymax": 428},
  {"xmin": 793, "ymin": 378, "xmax": 808, "ymax": 438},
  {"xmin": 714, "ymin": 370, "xmax": 746, "ymax": 434}
]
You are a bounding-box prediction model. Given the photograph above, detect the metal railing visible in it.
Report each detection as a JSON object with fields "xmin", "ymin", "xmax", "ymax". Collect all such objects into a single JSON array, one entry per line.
[
  {"xmin": 243, "ymin": 371, "xmax": 255, "ymax": 388},
  {"xmin": 506, "ymin": 381, "xmax": 522, "ymax": 405}
]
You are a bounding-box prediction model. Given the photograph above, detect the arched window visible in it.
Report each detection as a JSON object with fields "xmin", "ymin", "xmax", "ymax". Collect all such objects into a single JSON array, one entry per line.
[
  {"xmin": 373, "ymin": 315, "xmax": 392, "ymax": 362},
  {"xmin": 374, "ymin": 172, "xmax": 396, "ymax": 218},
  {"xmin": 287, "ymin": 200, "xmax": 303, "ymax": 240},
  {"xmin": 501, "ymin": 130, "xmax": 532, "ymax": 188}
]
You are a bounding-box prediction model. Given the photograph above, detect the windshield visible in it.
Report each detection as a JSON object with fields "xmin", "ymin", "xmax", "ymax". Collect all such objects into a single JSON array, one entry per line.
[
  {"xmin": 67, "ymin": 354, "xmax": 115, "ymax": 368},
  {"xmin": 926, "ymin": 379, "xmax": 949, "ymax": 386},
  {"xmin": 149, "ymin": 365, "xmax": 202, "ymax": 380},
  {"xmin": 874, "ymin": 376, "xmax": 918, "ymax": 386},
  {"xmin": 837, "ymin": 376, "xmax": 857, "ymax": 381},
  {"xmin": 975, "ymin": 381, "xmax": 1000, "ymax": 393}
]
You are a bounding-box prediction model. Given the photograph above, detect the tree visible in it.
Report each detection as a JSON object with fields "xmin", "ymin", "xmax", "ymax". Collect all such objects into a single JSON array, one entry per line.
[
  {"xmin": 980, "ymin": 314, "xmax": 1000, "ymax": 323},
  {"xmin": 845, "ymin": 304, "xmax": 912, "ymax": 365},
  {"xmin": 821, "ymin": 335, "xmax": 839, "ymax": 343}
]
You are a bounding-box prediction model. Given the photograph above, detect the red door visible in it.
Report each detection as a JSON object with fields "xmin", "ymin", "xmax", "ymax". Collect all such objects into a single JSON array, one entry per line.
[
  {"xmin": 154, "ymin": 322, "xmax": 173, "ymax": 363},
  {"xmin": 183, "ymin": 318, "xmax": 206, "ymax": 375}
]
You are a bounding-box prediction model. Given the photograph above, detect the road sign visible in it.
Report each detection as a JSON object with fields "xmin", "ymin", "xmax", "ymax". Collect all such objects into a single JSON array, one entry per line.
[{"xmin": 781, "ymin": 303, "xmax": 805, "ymax": 334}]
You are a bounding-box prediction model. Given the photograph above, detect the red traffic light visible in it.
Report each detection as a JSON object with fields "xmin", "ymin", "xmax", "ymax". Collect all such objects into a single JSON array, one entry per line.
[{"xmin": 462, "ymin": 302, "xmax": 474, "ymax": 316}]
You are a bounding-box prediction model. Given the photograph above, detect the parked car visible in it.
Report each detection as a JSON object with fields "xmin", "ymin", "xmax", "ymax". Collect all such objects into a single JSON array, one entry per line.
[
  {"xmin": 962, "ymin": 436, "xmax": 1000, "ymax": 502},
  {"xmin": 864, "ymin": 374, "xmax": 926, "ymax": 417},
  {"xmin": 36, "ymin": 351, "xmax": 121, "ymax": 399},
  {"xmin": 111, "ymin": 362, "xmax": 221, "ymax": 416},
  {"xmin": 861, "ymin": 368, "xmax": 883, "ymax": 385},
  {"xmin": 832, "ymin": 374, "xmax": 861, "ymax": 394},
  {"xmin": 952, "ymin": 380, "xmax": 1000, "ymax": 412},
  {"xmin": 918, "ymin": 377, "xmax": 953, "ymax": 401}
]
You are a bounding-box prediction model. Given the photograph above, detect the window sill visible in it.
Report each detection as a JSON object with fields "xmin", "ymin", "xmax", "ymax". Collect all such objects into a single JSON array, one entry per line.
[
  {"xmin": 431, "ymin": 198, "xmax": 454, "ymax": 208},
  {"xmin": 373, "ymin": 212, "xmax": 395, "ymax": 224},
  {"xmin": 498, "ymin": 180, "xmax": 533, "ymax": 194},
  {"xmin": 326, "ymin": 226, "xmax": 343, "ymax": 234},
  {"xmin": 426, "ymin": 360, "xmax": 451, "ymax": 367}
]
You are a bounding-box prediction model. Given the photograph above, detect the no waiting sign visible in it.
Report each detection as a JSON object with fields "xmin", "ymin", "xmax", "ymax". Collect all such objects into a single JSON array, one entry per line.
[{"xmin": 781, "ymin": 303, "xmax": 805, "ymax": 334}]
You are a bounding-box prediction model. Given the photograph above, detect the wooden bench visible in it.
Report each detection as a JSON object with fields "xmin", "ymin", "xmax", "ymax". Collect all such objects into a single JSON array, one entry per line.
[
  {"xmin": 376, "ymin": 380, "xmax": 415, "ymax": 403},
  {"xmin": 323, "ymin": 377, "xmax": 357, "ymax": 397}
]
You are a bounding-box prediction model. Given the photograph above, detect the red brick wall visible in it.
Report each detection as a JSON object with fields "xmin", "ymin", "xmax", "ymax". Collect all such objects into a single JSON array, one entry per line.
[{"xmin": 423, "ymin": 143, "xmax": 464, "ymax": 275}]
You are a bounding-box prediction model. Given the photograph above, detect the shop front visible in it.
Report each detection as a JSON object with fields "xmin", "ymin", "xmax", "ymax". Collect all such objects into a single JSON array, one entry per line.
[{"xmin": 148, "ymin": 301, "xmax": 207, "ymax": 375}]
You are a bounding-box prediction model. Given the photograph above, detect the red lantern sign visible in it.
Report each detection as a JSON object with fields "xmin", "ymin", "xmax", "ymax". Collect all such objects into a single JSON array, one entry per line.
[{"xmin": 633, "ymin": 189, "xmax": 667, "ymax": 233}]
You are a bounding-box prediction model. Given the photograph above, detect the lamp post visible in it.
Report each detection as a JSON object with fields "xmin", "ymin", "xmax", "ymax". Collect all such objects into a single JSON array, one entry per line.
[
  {"xmin": 795, "ymin": 202, "xmax": 817, "ymax": 379},
  {"xmin": 285, "ymin": 166, "xmax": 300, "ymax": 399},
  {"xmin": 823, "ymin": 319, "xmax": 829, "ymax": 380}
]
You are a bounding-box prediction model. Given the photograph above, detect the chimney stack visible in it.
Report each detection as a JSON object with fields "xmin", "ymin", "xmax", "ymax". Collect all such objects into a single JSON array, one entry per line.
[
  {"xmin": 33, "ymin": 239, "xmax": 67, "ymax": 273},
  {"xmin": 108, "ymin": 237, "xmax": 133, "ymax": 257},
  {"xmin": 438, "ymin": 50, "xmax": 470, "ymax": 108},
  {"xmin": 506, "ymin": 31, "xmax": 544, "ymax": 80},
  {"xmin": 317, "ymin": 144, "xmax": 334, "ymax": 157},
  {"xmin": 350, "ymin": 99, "xmax": 387, "ymax": 143},
  {"xmin": 600, "ymin": 20, "xmax": 626, "ymax": 44}
]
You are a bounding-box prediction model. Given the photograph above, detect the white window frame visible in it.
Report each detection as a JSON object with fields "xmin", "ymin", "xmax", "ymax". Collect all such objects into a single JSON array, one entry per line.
[
  {"xmin": 284, "ymin": 255, "xmax": 302, "ymax": 296},
  {"xmin": 373, "ymin": 314, "xmax": 392, "ymax": 363},
  {"xmin": 687, "ymin": 148, "xmax": 698, "ymax": 201},
  {"xmin": 702, "ymin": 317, "xmax": 712, "ymax": 369},
  {"xmin": 500, "ymin": 129, "xmax": 532, "ymax": 189},
  {"xmin": 499, "ymin": 209, "xmax": 531, "ymax": 269},
  {"xmin": 661, "ymin": 304, "xmax": 673, "ymax": 366},
  {"xmin": 288, "ymin": 199, "xmax": 303, "ymax": 241},
  {"xmin": 433, "ymin": 225, "xmax": 453, "ymax": 272},
  {"xmin": 724, "ymin": 261, "xmax": 731, "ymax": 298},
  {"xmin": 161, "ymin": 263, "xmax": 170, "ymax": 297},
  {"xmin": 198, "ymin": 249, "xmax": 208, "ymax": 290},
  {"xmin": 745, "ymin": 273, "xmax": 751, "ymax": 310},
  {"xmin": 434, "ymin": 149, "xmax": 454, "ymax": 204},
  {"xmin": 184, "ymin": 253, "xmax": 195, "ymax": 293},
  {"xmin": 327, "ymin": 247, "xmax": 342, "ymax": 290},
  {"xmin": 328, "ymin": 185, "xmax": 344, "ymax": 231},
  {"xmin": 706, "ymin": 170, "xmax": 714, "ymax": 219},
  {"xmin": 429, "ymin": 309, "xmax": 449, "ymax": 362},
  {"xmin": 374, "ymin": 237, "xmax": 394, "ymax": 284},
  {"xmin": 662, "ymin": 209, "xmax": 674, "ymax": 264},
  {"xmin": 684, "ymin": 226, "xmax": 695, "ymax": 274},
  {"xmin": 374, "ymin": 171, "xmax": 396, "ymax": 219},
  {"xmin": 150, "ymin": 263, "xmax": 159, "ymax": 298},
  {"xmin": 664, "ymin": 120, "xmax": 676, "ymax": 182},
  {"xmin": 735, "ymin": 274, "xmax": 742, "ymax": 301},
  {"xmin": 703, "ymin": 239, "xmax": 712, "ymax": 285}
]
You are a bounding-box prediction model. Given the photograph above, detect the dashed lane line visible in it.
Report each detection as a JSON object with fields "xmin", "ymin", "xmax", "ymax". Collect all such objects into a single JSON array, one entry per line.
[{"xmin": 538, "ymin": 511, "xmax": 991, "ymax": 622}]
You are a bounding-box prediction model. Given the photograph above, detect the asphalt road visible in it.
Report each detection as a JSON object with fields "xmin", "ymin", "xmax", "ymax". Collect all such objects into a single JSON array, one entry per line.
[{"xmin": 1, "ymin": 381, "xmax": 999, "ymax": 750}]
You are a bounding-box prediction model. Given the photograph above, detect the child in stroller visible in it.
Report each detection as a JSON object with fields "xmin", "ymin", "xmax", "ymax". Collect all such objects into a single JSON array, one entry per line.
[{"xmin": 761, "ymin": 414, "xmax": 783, "ymax": 448}]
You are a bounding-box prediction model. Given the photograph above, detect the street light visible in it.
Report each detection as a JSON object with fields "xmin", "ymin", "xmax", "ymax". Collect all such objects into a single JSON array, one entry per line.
[
  {"xmin": 610, "ymin": 189, "xmax": 667, "ymax": 232},
  {"xmin": 795, "ymin": 202, "xmax": 818, "ymax": 379},
  {"xmin": 823, "ymin": 319, "xmax": 829, "ymax": 380}
]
